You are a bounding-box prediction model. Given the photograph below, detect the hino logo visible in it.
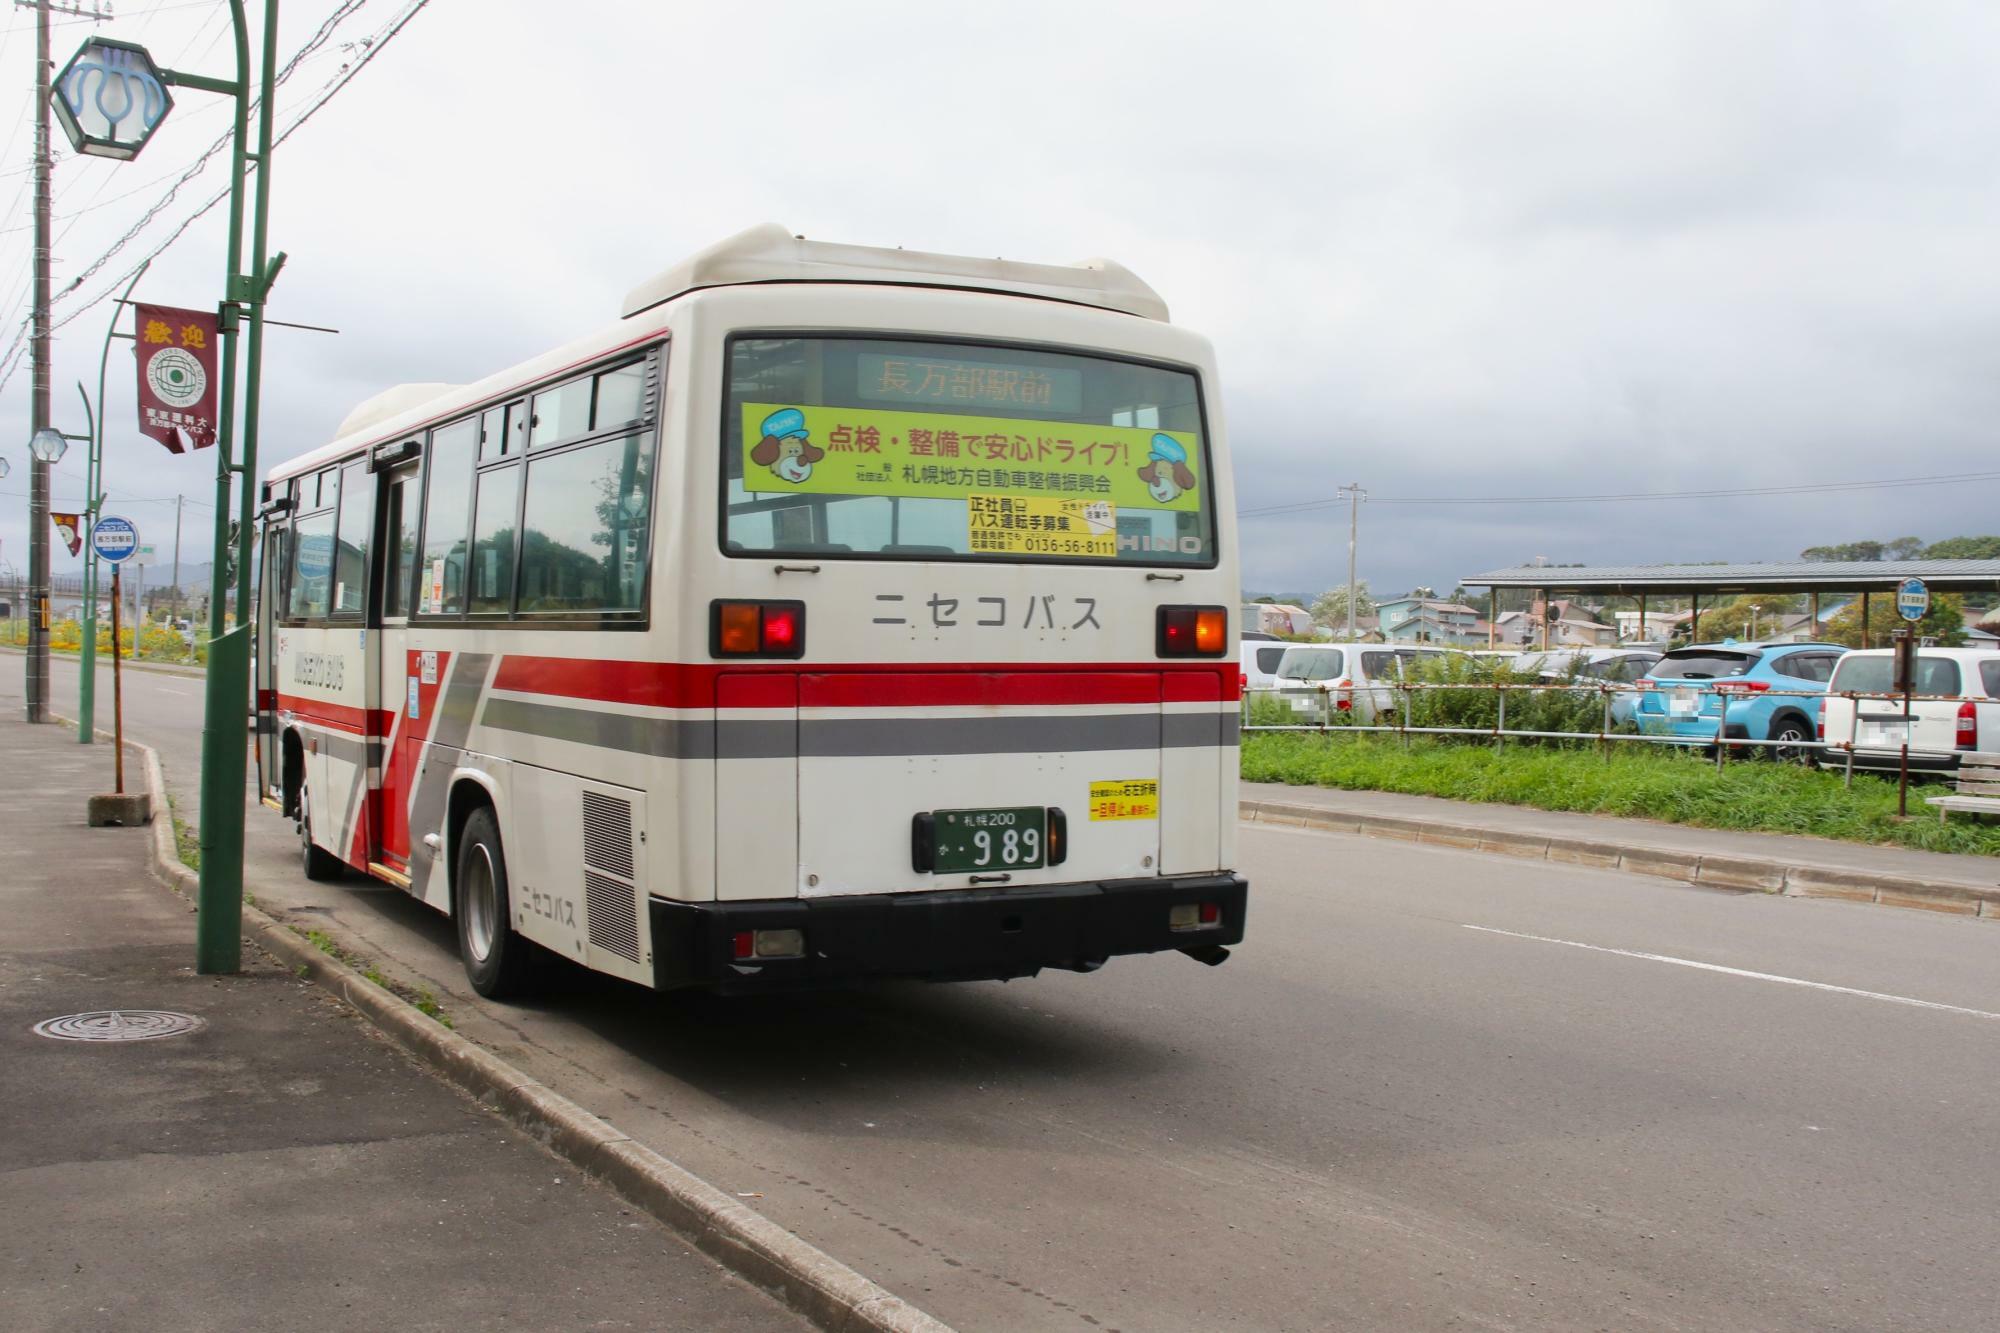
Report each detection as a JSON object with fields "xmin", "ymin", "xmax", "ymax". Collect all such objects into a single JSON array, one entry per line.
[{"xmin": 1117, "ymin": 534, "xmax": 1204, "ymax": 554}]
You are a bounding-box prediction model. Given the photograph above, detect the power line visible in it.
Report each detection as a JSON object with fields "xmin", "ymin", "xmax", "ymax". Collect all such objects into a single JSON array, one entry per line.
[{"xmin": 1238, "ymin": 469, "xmax": 2000, "ymax": 518}]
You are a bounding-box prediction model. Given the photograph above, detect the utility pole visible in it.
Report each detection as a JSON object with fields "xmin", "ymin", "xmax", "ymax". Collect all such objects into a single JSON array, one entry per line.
[
  {"xmin": 24, "ymin": 0, "xmax": 52, "ymax": 723},
  {"xmin": 1339, "ymin": 482, "xmax": 1366, "ymax": 640},
  {"xmin": 19, "ymin": 0, "xmax": 110, "ymax": 723},
  {"xmin": 169, "ymin": 493, "xmax": 182, "ymax": 619}
]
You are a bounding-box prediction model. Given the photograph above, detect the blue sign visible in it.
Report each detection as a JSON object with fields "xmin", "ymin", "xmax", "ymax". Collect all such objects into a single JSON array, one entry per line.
[
  {"xmin": 1895, "ymin": 577, "xmax": 1929, "ymax": 622},
  {"xmin": 92, "ymin": 515, "xmax": 139, "ymax": 563}
]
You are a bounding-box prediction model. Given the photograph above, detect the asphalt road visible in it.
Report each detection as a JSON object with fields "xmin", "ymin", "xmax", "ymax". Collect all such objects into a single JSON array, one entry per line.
[{"xmin": 13, "ymin": 654, "xmax": 2000, "ymax": 1331}]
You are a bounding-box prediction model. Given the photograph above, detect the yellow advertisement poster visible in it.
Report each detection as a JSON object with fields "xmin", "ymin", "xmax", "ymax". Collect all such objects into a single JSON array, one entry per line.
[
  {"xmin": 1089, "ymin": 779, "xmax": 1160, "ymax": 821},
  {"xmin": 968, "ymin": 493, "xmax": 1116, "ymax": 558},
  {"xmin": 741, "ymin": 402, "xmax": 1201, "ymax": 515}
]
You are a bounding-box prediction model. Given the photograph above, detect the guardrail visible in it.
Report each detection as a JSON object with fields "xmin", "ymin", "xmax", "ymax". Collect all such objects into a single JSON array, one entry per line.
[{"xmin": 1242, "ymin": 679, "xmax": 1982, "ymax": 787}]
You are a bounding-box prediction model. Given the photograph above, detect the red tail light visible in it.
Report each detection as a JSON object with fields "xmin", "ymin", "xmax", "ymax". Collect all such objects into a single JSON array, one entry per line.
[
  {"xmin": 1958, "ymin": 701, "xmax": 1977, "ymax": 751},
  {"xmin": 710, "ymin": 600, "xmax": 806, "ymax": 659},
  {"xmin": 1334, "ymin": 678, "xmax": 1353, "ymax": 711},
  {"xmin": 1713, "ymin": 680, "xmax": 1769, "ymax": 693},
  {"xmin": 1240, "ymin": 671, "xmax": 1249, "ymax": 695},
  {"xmin": 1815, "ymin": 697, "xmax": 1826, "ymax": 742}
]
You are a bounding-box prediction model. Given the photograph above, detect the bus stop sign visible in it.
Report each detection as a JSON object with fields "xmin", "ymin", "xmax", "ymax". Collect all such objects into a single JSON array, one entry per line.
[
  {"xmin": 1895, "ymin": 577, "xmax": 1929, "ymax": 623},
  {"xmin": 92, "ymin": 515, "xmax": 139, "ymax": 563}
]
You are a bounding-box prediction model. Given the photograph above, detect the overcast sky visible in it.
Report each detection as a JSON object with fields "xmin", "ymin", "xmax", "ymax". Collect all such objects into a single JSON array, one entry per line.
[{"xmin": 2, "ymin": 0, "xmax": 1997, "ymax": 600}]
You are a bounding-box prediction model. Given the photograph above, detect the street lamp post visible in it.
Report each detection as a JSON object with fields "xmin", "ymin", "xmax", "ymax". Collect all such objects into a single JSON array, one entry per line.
[
  {"xmin": 78, "ymin": 261, "xmax": 151, "ymax": 744},
  {"xmin": 51, "ymin": 4, "xmax": 282, "ymax": 973}
]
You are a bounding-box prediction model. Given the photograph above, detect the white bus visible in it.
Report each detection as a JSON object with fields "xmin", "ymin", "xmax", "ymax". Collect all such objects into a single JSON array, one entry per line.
[{"xmin": 255, "ymin": 225, "xmax": 1246, "ymax": 998}]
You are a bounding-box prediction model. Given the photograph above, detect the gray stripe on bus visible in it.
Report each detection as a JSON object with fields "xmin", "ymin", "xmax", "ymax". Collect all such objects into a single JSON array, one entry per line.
[
  {"xmin": 407, "ymin": 652, "xmax": 493, "ymax": 903},
  {"xmin": 480, "ymin": 699, "xmax": 1231, "ymax": 759},
  {"xmin": 480, "ymin": 697, "xmax": 796, "ymax": 760}
]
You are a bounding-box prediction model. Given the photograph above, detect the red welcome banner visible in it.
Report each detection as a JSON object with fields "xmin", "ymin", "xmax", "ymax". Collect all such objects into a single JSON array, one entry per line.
[{"xmin": 134, "ymin": 303, "xmax": 218, "ymax": 453}]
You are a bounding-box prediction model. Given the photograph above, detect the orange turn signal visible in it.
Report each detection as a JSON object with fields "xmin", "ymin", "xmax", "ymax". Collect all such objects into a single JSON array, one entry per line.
[
  {"xmin": 1157, "ymin": 605, "xmax": 1228, "ymax": 658},
  {"xmin": 710, "ymin": 600, "xmax": 807, "ymax": 659}
]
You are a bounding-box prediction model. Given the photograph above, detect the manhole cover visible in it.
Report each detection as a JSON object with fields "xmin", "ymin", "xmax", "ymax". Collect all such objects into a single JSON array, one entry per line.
[{"xmin": 32, "ymin": 1010, "xmax": 206, "ymax": 1042}]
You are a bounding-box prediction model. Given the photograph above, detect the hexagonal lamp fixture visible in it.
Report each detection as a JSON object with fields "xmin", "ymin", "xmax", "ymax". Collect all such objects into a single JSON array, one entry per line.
[
  {"xmin": 29, "ymin": 428, "xmax": 68, "ymax": 464},
  {"xmin": 51, "ymin": 37, "xmax": 173, "ymax": 162}
]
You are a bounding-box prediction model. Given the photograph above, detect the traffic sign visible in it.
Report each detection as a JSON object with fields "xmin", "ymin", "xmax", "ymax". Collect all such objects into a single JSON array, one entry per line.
[
  {"xmin": 92, "ymin": 515, "xmax": 140, "ymax": 564},
  {"xmin": 1895, "ymin": 577, "xmax": 1929, "ymax": 622}
]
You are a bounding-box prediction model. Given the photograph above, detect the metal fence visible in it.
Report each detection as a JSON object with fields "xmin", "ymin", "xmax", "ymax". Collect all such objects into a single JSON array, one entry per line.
[{"xmin": 1241, "ymin": 679, "xmax": 1979, "ymax": 787}]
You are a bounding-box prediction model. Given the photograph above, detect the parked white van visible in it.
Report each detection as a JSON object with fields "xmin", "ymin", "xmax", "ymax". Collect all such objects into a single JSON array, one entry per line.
[
  {"xmin": 1818, "ymin": 648, "xmax": 2000, "ymax": 774},
  {"xmin": 1241, "ymin": 637, "xmax": 1291, "ymax": 693},
  {"xmin": 1271, "ymin": 643, "xmax": 1443, "ymax": 723}
]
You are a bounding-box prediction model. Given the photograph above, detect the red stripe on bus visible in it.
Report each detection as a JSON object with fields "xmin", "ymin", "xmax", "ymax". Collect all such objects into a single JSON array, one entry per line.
[
  {"xmin": 491, "ymin": 657, "xmax": 1235, "ymax": 709},
  {"xmin": 275, "ymin": 694, "xmax": 393, "ymax": 736}
]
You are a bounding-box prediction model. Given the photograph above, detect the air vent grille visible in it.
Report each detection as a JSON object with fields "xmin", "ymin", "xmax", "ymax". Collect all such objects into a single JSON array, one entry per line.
[
  {"xmin": 582, "ymin": 791, "xmax": 634, "ymax": 879},
  {"xmin": 581, "ymin": 790, "xmax": 640, "ymax": 964},
  {"xmin": 584, "ymin": 870, "xmax": 640, "ymax": 963}
]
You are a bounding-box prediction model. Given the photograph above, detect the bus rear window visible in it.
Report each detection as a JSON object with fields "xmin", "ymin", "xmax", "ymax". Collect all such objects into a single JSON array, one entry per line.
[{"xmin": 722, "ymin": 336, "xmax": 1214, "ymax": 566}]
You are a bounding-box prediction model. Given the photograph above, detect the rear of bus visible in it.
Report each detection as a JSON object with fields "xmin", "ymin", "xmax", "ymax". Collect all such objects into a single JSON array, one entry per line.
[{"xmin": 654, "ymin": 249, "xmax": 1246, "ymax": 990}]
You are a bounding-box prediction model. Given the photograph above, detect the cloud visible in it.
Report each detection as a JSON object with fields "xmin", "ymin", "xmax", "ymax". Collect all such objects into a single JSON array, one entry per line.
[{"xmin": 4, "ymin": 0, "xmax": 1997, "ymax": 603}]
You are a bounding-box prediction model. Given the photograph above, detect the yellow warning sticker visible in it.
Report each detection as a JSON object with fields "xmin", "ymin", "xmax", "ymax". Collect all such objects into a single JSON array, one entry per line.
[
  {"xmin": 967, "ymin": 493, "xmax": 1117, "ymax": 558},
  {"xmin": 1089, "ymin": 779, "xmax": 1159, "ymax": 821}
]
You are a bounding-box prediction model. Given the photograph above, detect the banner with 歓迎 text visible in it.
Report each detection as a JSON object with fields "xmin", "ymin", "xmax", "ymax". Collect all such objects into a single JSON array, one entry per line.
[{"xmin": 134, "ymin": 303, "xmax": 218, "ymax": 454}]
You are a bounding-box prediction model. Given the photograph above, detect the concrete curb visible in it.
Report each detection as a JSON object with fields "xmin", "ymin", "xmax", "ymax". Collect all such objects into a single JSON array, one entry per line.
[
  {"xmin": 127, "ymin": 733, "xmax": 953, "ymax": 1333},
  {"xmin": 1240, "ymin": 797, "xmax": 2000, "ymax": 921}
]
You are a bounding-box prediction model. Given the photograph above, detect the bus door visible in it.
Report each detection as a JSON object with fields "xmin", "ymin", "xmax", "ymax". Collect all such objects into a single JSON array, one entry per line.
[
  {"xmin": 373, "ymin": 456, "xmax": 421, "ymax": 870},
  {"xmin": 254, "ymin": 514, "xmax": 287, "ymax": 803}
]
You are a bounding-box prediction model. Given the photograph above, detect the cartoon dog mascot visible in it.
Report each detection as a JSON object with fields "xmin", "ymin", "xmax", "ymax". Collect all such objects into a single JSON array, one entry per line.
[
  {"xmin": 1137, "ymin": 433, "xmax": 1196, "ymax": 504},
  {"xmin": 750, "ymin": 407, "xmax": 825, "ymax": 484}
]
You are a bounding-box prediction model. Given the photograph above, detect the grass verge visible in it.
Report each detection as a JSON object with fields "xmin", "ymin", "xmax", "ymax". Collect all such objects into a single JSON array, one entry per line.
[
  {"xmin": 299, "ymin": 926, "xmax": 453, "ymax": 1028},
  {"xmin": 1242, "ymin": 734, "xmax": 2000, "ymax": 857}
]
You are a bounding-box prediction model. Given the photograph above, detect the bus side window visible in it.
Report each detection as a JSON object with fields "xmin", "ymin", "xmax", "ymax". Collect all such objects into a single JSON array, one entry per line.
[
  {"xmin": 417, "ymin": 417, "xmax": 478, "ymax": 616},
  {"xmin": 331, "ymin": 460, "xmax": 370, "ymax": 617}
]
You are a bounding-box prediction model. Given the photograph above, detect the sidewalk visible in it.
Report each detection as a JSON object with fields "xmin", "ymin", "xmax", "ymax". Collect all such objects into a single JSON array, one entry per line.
[
  {"xmin": 1242, "ymin": 780, "xmax": 2000, "ymax": 914},
  {"xmin": 0, "ymin": 717, "xmax": 803, "ymax": 1333}
]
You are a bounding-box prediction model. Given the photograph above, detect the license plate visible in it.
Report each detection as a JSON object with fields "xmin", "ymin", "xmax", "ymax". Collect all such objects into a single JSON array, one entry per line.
[
  {"xmin": 1669, "ymin": 689, "xmax": 1700, "ymax": 716},
  {"xmin": 1288, "ymin": 695, "xmax": 1316, "ymax": 712},
  {"xmin": 1862, "ymin": 722, "xmax": 1911, "ymax": 746},
  {"xmin": 932, "ymin": 806, "xmax": 1046, "ymax": 872}
]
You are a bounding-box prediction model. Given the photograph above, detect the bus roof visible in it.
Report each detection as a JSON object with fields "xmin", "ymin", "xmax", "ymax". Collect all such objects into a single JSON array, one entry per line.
[{"xmin": 618, "ymin": 223, "xmax": 1171, "ymax": 323}]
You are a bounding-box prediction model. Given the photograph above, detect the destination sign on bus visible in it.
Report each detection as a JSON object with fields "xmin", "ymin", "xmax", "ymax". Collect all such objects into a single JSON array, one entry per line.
[
  {"xmin": 740, "ymin": 401, "xmax": 1202, "ymax": 515},
  {"xmin": 856, "ymin": 352, "xmax": 1084, "ymax": 414}
]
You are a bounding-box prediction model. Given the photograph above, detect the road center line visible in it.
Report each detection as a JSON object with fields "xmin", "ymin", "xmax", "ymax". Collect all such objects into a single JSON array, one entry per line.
[{"xmin": 1462, "ymin": 924, "xmax": 2000, "ymax": 1022}]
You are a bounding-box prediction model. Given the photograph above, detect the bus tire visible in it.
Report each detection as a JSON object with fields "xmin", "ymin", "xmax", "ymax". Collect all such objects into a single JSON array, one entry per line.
[
  {"xmin": 454, "ymin": 807, "xmax": 536, "ymax": 999},
  {"xmin": 298, "ymin": 778, "xmax": 345, "ymax": 882}
]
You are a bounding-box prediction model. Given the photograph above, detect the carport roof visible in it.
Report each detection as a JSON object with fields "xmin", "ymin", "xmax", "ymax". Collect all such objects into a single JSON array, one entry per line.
[{"xmin": 1463, "ymin": 560, "xmax": 2000, "ymax": 596}]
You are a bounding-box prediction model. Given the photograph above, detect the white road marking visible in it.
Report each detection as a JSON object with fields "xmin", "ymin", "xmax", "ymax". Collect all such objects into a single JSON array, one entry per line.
[
  {"xmin": 156, "ymin": 687, "xmax": 191, "ymax": 697},
  {"xmin": 1463, "ymin": 924, "xmax": 2000, "ymax": 1022}
]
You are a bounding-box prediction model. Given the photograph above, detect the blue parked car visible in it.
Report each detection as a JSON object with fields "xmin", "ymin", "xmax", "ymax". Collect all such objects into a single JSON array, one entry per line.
[{"xmin": 1631, "ymin": 641, "xmax": 1844, "ymax": 761}]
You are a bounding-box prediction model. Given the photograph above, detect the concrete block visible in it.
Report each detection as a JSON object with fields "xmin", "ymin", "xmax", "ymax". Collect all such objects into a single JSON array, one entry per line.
[
  {"xmin": 1478, "ymin": 830, "xmax": 1552, "ymax": 860},
  {"xmin": 86, "ymin": 791, "xmax": 152, "ymax": 827},
  {"xmin": 1981, "ymin": 899, "xmax": 2000, "ymax": 921},
  {"xmin": 1876, "ymin": 888, "xmax": 1980, "ymax": 916},
  {"xmin": 1695, "ymin": 855, "xmax": 1787, "ymax": 893},
  {"xmin": 1417, "ymin": 827, "xmax": 1482, "ymax": 849},
  {"xmin": 1790, "ymin": 879, "xmax": 1878, "ymax": 904},
  {"xmin": 1355, "ymin": 816, "xmax": 1423, "ymax": 843},
  {"xmin": 1545, "ymin": 839, "xmax": 1623, "ymax": 869},
  {"xmin": 1618, "ymin": 847, "xmax": 1701, "ymax": 882}
]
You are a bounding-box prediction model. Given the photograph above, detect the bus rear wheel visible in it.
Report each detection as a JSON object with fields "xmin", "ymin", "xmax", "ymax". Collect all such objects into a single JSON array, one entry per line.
[
  {"xmin": 455, "ymin": 807, "xmax": 537, "ymax": 999},
  {"xmin": 298, "ymin": 778, "xmax": 345, "ymax": 881}
]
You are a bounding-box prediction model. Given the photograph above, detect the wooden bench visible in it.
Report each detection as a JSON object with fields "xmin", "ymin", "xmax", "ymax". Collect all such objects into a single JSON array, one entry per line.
[{"xmin": 1927, "ymin": 752, "xmax": 2000, "ymax": 824}]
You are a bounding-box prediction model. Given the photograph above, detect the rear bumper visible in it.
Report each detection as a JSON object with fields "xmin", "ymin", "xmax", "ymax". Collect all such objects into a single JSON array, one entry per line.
[
  {"xmin": 649, "ymin": 873, "xmax": 1249, "ymax": 993},
  {"xmin": 1818, "ymin": 749, "xmax": 1962, "ymax": 775}
]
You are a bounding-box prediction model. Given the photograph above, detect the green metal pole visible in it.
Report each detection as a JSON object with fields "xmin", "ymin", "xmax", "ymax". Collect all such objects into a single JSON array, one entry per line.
[
  {"xmin": 236, "ymin": 1, "xmax": 281, "ymax": 629},
  {"xmin": 80, "ymin": 261, "xmax": 152, "ymax": 744},
  {"xmin": 195, "ymin": 0, "xmax": 254, "ymax": 976}
]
